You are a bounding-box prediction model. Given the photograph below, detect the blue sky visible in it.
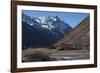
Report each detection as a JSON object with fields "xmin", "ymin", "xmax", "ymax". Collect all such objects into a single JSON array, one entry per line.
[{"xmin": 22, "ymin": 10, "xmax": 89, "ymax": 28}]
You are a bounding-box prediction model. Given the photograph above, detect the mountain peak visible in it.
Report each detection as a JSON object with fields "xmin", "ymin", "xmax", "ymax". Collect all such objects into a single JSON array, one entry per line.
[
  {"xmin": 36, "ymin": 15, "xmax": 60, "ymax": 24},
  {"xmin": 22, "ymin": 13, "xmax": 72, "ymax": 32},
  {"xmin": 22, "ymin": 13, "xmax": 72, "ymax": 48}
]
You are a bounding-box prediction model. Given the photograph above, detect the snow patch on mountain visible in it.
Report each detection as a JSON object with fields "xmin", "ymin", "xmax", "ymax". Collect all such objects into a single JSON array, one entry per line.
[{"xmin": 22, "ymin": 13, "xmax": 72, "ymax": 34}]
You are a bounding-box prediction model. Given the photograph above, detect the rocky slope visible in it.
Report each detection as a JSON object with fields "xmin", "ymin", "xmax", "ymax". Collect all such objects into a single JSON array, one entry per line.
[{"xmin": 53, "ymin": 16, "xmax": 90, "ymax": 50}]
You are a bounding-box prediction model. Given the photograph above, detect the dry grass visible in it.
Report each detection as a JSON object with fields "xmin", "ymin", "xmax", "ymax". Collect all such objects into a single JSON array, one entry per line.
[{"xmin": 22, "ymin": 48, "xmax": 57, "ymax": 62}]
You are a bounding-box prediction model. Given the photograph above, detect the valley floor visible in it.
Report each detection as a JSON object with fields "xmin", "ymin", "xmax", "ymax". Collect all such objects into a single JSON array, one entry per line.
[{"xmin": 22, "ymin": 48, "xmax": 90, "ymax": 62}]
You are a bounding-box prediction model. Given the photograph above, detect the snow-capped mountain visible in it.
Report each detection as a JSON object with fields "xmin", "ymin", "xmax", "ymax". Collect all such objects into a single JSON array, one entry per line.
[{"xmin": 22, "ymin": 13, "xmax": 72, "ymax": 49}]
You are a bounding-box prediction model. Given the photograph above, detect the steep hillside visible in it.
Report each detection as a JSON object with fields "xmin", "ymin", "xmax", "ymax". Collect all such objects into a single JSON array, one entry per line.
[{"xmin": 53, "ymin": 16, "xmax": 90, "ymax": 50}]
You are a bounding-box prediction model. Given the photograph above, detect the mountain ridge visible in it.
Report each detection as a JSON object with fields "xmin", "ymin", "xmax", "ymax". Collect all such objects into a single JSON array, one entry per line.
[{"xmin": 22, "ymin": 13, "xmax": 72, "ymax": 49}]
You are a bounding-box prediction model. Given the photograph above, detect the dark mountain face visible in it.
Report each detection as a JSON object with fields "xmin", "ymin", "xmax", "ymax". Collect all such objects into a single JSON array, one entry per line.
[
  {"xmin": 22, "ymin": 13, "xmax": 72, "ymax": 49},
  {"xmin": 53, "ymin": 16, "xmax": 90, "ymax": 50}
]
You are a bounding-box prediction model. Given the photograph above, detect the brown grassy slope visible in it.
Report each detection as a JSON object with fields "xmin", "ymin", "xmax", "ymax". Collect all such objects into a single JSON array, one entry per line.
[{"xmin": 53, "ymin": 16, "xmax": 90, "ymax": 50}]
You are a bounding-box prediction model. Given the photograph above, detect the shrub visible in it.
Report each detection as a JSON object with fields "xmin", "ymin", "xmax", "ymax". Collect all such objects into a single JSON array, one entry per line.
[{"xmin": 49, "ymin": 46, "xmax": 56, "ymax": 49}]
